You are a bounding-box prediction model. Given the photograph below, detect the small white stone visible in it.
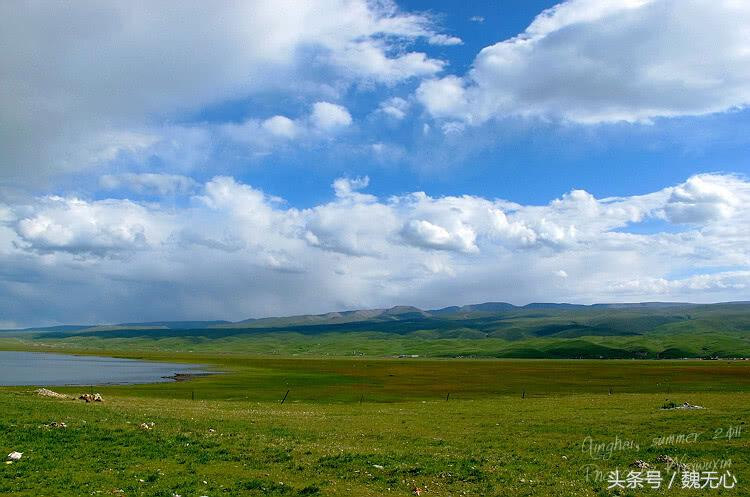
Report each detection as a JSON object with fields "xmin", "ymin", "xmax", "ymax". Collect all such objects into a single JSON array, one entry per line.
[{"xmin": 7, "ymin": 452, "xmax": 22, "ymax": 461}]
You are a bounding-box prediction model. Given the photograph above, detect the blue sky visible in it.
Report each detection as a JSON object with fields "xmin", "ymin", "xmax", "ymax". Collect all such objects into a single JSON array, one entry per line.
[
  {"xmin": 92, "ymin": 0, "xmax": 749, "ymax": 209},
  {"xmin": 1, "ymin": 0, "xmax": 750, "ymax": 326}
]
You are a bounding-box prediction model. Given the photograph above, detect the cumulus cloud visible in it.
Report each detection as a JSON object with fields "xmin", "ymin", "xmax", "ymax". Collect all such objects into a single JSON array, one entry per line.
[
  {"xmin": 13, "ymin": 197, "xmax": 168, "ymax": 256},
  {"xmin": 310, "ymin": 102, "xmax": 353, "ymax": 132},
  {"xmin": 219, "ymin": 101, "xmax": 352, "ymax": 149},
  {"xmin": 332, "ymin": 176, "xmax": 371, "ymax": 198},
  {"xmin": 378, "ymin": 97, "xmax": 411, "ymax": 120},
  {"xmin": 663, "ymin": 174, "xmax": 742, "ymax": 224},
  {"xmin": 418, "ymin": 0, "xmax": 750, "ymax": 124},
  {"xmin": 417, "ymin": 76, "xmax": 468, "ymax": 120},
  {"xmin": 261, "ymin": 116, "xmax": 298, "ymax": 139},
  {"xmin": 401, "ymin": 219, "xmax": 477, "ymax": 253},
  {"xmin": 0, "ymin": 0, "xmax": 455, "ymax": 182},
  {"xmin": 2, "ymin": 172, "xmax": 750, "ymax": 325}
]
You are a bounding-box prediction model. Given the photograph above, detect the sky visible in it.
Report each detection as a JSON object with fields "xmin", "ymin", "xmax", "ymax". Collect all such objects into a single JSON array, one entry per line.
[{"xmin": 1, "ymin": 0, "xmax": 750, "ymax": 327}]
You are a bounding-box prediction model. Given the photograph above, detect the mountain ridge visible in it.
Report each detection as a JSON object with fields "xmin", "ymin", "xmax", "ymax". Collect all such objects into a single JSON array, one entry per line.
[
  {"xmin": 5, "ymin": 300, "xmax": 749, "ymax": 333},
  {"xmin": 5, "ymin": 301, "xmax": 750, "ymax": 359}
]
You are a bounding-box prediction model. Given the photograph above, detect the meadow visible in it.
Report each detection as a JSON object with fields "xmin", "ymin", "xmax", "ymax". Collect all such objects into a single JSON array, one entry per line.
[
  {"xmin": 1, "ymin": 341, "xmax": 749, "ymax": 496},
  {"xmin": 6, "ymin": 301, "xmax": 750, "ymax": 360}
]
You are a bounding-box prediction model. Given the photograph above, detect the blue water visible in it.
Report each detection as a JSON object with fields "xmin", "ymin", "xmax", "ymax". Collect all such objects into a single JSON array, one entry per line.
[{"xmin": 0, "ymin": 351, "xmax": 207, "ymax": 386}]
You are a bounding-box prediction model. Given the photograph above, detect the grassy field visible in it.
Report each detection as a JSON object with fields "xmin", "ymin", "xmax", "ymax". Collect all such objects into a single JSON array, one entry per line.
[
  {"xmin": 6, "ymin": 302, "xmax": 750, "ymax": 360},
  {"xmin": 1, "ymin": 342, "xmax": 749, "ymax": 496}
]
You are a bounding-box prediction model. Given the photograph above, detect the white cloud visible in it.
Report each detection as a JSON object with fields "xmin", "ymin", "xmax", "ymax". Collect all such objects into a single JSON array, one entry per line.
[
  {"xmin": 310, "ymin": 102, "xmax": 353, "ymax": 131},
  {"xmin": 219, "ymin": 102, "xmax": 353, "ymax": 148},
  {"xmin": 329, "ymin": 41, "xmax": 445, "ymax": 84},
  {"xmin": 418, "ymin": 0, "xmax": 750, "ymax": 124},
  {"xmin": 401, "ymin": 219, "xmax": 477, "ymax": 253},
  {"xmin": 262, "ymin": 116, "xmax": 298, "ymax": 139},
  {"xmin": 417, "ymin": 76, "xmax": 468, "ymax": 120},
  {"xmin": 428, "ymin": 34, "xmax": 463, "ymax": 46},
  {"xmin": 610, "ymin": 271, "xmax": 750, "ymax": 296},
  {"xmin": 663, "ymin": 174, "xmax": 741, "ymax": 224},
  {"xmin": 378, "ymin": 97, "xmax": 410, "ymax": 120},
  {"xmin": 0, "ymin": 204, "xmax": 13, "ymax": 223},
  {"xmin": 14, "ymin": 197, "xmax": 169, "ymax": 256},
  {"xmin": 332, "ymin": 176, "xmax": 371, "ymax": 198},
  {"xmin": 2, "ymin": 172, "xmax": 750, "ymax": 325},
  {"xmin": 0, "ymin": 0, "xmax": 453, "ymax": 182},
  {"xmin": 441, "ymin": 121, "xmax": 466, "ymax": 136}
]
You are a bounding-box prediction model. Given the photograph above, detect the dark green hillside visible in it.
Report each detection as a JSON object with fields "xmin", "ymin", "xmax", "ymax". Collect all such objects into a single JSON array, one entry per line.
[{"xmin": 4, "ymin": 301, "xmax": 750, "ymax": 359}]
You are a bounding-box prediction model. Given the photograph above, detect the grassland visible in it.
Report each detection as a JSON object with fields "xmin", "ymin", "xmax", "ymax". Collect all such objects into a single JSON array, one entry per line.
[
  {"xmin": 2, "ymin": 304, "xmax": 750, "ymax": 495},
  {"xmin": 1, "ymin": 339, "xmax": 750, "ymax": 496},
  {"xmin": 6, "ymin": 301, "xmax": 750, "ymax": 360}
]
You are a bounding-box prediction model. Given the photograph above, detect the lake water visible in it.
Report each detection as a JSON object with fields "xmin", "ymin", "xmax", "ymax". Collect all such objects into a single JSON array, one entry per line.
[{"xmin": 0, "ymin": 351, "xmax": 208, "ymax": 386}]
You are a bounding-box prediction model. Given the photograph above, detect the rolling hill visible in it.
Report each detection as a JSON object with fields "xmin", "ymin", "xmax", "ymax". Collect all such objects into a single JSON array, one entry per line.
[{"xmin": 4, "ymin": 301, "xmax": 750, "ymax": 359}]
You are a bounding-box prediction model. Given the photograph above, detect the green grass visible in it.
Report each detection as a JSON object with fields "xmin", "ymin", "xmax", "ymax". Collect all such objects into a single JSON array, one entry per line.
[
  {"xmin": 1, "ymin": 389, "xmax": 748, "ymax": 496},
  {"xmin": 1, "ymin": 342, "xmax": 750, "ymax": 495},
  {"xmin": 4, "ymin": 326, "xmax": 750, "ymax": 361},
  {"xmin": 6, "ymin": 301, "xmax": 750, "ymax": 360}
]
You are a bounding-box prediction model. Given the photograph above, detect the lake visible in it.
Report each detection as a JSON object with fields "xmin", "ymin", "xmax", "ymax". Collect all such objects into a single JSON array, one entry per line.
[{"xmin": 0, "ymin": 351, "xmax": 208, "ymax": 386}]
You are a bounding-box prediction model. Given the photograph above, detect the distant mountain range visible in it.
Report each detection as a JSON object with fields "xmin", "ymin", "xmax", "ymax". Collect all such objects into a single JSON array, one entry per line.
[
  {"xmin": 4, "ymin": 301, "xmax": 750, "ymax": 358},
  {"xmin": 5, "ymin": 300, "xmax": 748, "ymax": 332}
]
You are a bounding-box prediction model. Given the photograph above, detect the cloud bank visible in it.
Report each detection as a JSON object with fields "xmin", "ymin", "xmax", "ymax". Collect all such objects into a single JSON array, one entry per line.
[{"xmin": 1, "ymin": 173, "xmax": 749, "ymax": 326}]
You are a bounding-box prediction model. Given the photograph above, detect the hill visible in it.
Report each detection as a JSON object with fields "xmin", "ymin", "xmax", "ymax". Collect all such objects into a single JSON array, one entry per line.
[{"xmin": 4, "ymin": 301, "xmax": 750, "ymax": 359}]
